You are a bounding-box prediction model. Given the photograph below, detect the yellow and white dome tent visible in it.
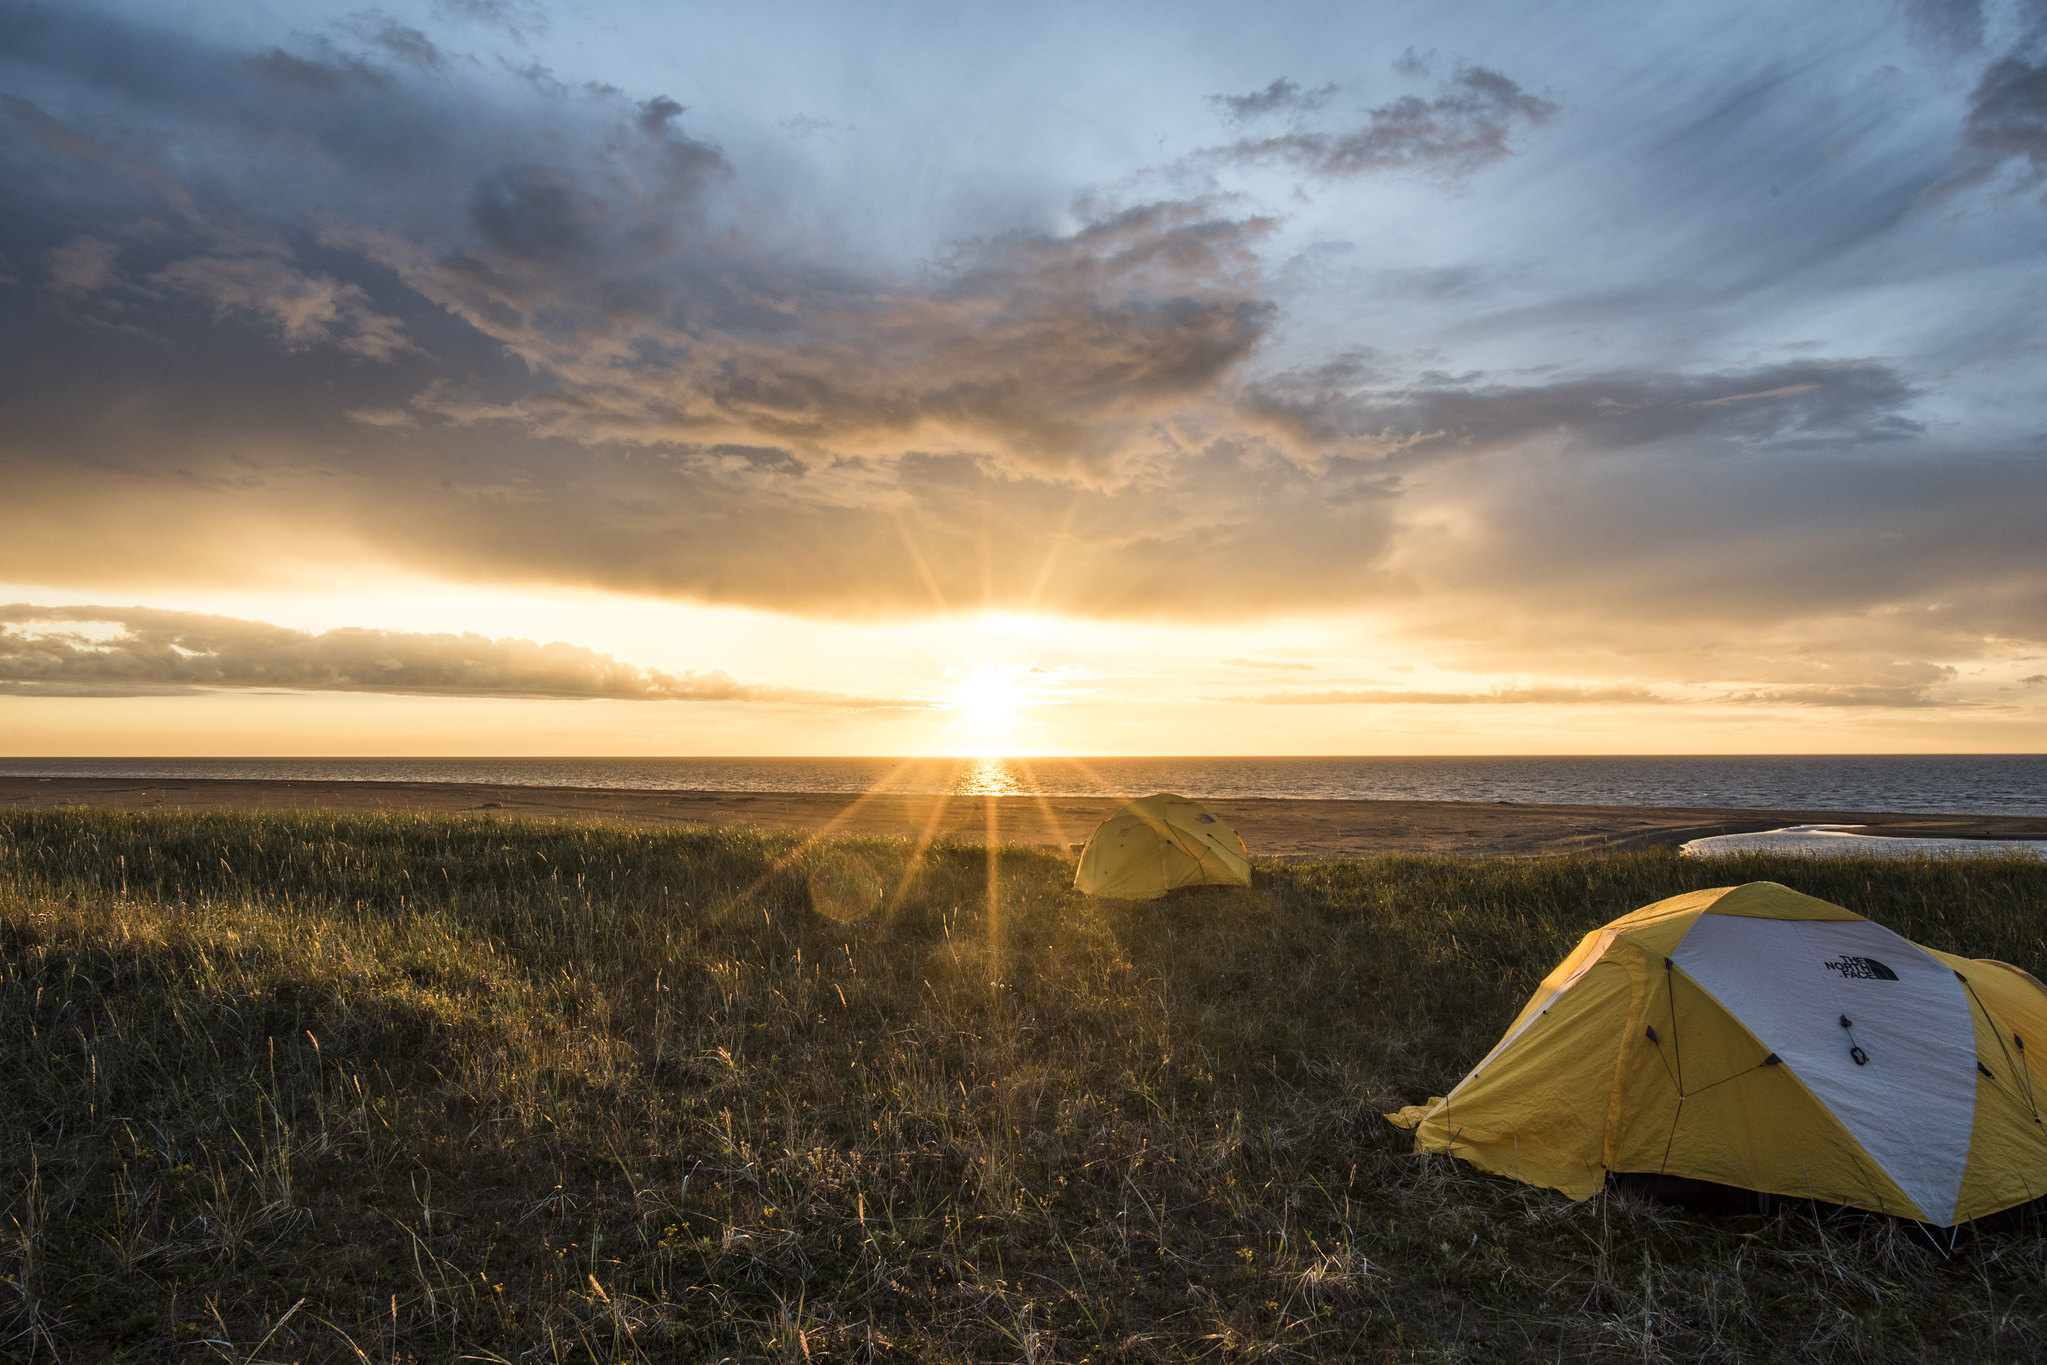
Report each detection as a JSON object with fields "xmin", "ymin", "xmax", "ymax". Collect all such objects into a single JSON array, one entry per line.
[
  {"xmin": 1074, "ymin": 793, "xmax": 1251, "ymax": 900},
  {"xmin": 1388, "ymin": 881, "xmax": 2047, "ymax": 1227}
]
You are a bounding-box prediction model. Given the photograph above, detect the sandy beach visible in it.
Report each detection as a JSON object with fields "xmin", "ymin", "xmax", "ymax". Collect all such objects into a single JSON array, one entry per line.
[{"xmin": 6, "ymin": 774, "xmax": 2045, "ymax": 858}]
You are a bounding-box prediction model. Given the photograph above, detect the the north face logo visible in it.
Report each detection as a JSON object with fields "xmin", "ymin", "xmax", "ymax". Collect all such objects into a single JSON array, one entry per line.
[{"xmin": 1823, "ymin": 956, "xmax": 1899, "ymax": 981}]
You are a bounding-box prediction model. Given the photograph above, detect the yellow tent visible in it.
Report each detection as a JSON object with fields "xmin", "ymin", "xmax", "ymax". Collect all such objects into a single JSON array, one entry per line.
[
  {"xmin": 1388, "ymin": 882, "xmax": 2047, "ymax": 1226},
  {"xmin": 1074, "ymin": 793, "xmax": 1252, "ymax": 900}
]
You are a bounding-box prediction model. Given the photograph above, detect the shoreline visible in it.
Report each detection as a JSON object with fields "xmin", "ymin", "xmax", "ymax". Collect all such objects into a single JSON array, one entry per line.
[{"xmin": 6, "ymin": 774, "xmax": 2047, "ymax": 857}]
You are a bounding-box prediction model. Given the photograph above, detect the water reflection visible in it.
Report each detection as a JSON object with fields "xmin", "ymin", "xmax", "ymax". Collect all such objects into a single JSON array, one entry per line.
[
  {"xmin": 951, "ymin": 756, "xmax": 1027, "ymax": 796},
  {"xmin": 845, "ymin": 755, "xmax": 1067, "ymax": 797}
]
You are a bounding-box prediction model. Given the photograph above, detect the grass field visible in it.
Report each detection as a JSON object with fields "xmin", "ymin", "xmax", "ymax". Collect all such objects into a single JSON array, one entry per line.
[{"xmin": 3, "ymin": 807, "xmax": 2046, "ymax": 1362}]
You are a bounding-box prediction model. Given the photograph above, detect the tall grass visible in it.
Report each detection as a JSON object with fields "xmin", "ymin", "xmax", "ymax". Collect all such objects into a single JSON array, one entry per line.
[{"xmin": 2, "ymin": 806, "xmax": 2044, "ymax": 1361}]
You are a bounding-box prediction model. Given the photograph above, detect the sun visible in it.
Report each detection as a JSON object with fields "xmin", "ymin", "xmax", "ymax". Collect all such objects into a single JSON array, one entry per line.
[{"xmin": 946, "ymin": 667, "xmax": 1028, "ymax": 755}]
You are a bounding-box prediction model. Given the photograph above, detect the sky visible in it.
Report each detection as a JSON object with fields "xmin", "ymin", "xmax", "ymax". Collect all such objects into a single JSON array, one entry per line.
[{"xmin": 3, "ymin": 0, "xmax": 2046, "ymax": 757}]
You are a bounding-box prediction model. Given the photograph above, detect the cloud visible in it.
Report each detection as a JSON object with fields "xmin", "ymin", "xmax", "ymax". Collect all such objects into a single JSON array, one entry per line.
[
  {"xmin": 1247, "ymin": 684, "xmax": 1669, "ymax": 704},
  {"xmin": 2020, "ymin": 673, "xmax": 2046, "ymax": 684},
  {"xmin": 1220, "ymin": 657, "xmax": 1316, "ymax": 671},
  {"xmin": 342, "ymin": 194, "xmax": 1278, "ymax": 477},
  {"xmin": 1209, "ymin": 78, "xmax": 1338, "ymax": 124},
  {"xmin": 1903, "ymin": 0, "xmax": 1987, "ymax": 53},
  {"xmin": 43, "ymin": 235, "xmax": 121, "ymax": 297},
  {"xmin": 154, "ymin": 251, "xmax": 415, "ymax": 360},
  {"xmin": 1674, "ymin": 661, "xmax": 1964, "ymax": 710},
  {"xmin": 1718, "ymin": 685, "xmax": 1955, "ymax": 708},
  {"xmin": 364, "ymin": 23, "xmax": 448, "ymax": 73},
  {"xmin": 1246, "ymin": 667, "xmax": 1965, "ymax": 709},
  {"xmin": 247, "ymin": 47, "xmax": 382, "ymax": 97},
  {"xmin": 780, "ymin": 113, "xmax": 851, "ymax": 140},
  {"xmin": 432, "ymin": 0, "xmax": 548, "ymax": 39},
  {"xmin": 1924, "ymin": 5, "xmax": 2047, "ymax": 198},
  {"xmin": 1950, "ymin": 50, "xmax": 2047, "ymax": 190},
  {"xmin": 1240, "ymin": 359, "xmax": 1921, "ymax": 461},
  {"xmin": 323, "ymin": 18, "xmax": 452, "ymax": 74},
  {"xmin": 1206, "ymin": 66, "xmax": 1557, "ymax": 181},
  {"xmin": 2, "ymin": 93, "xmax": 195, "ymax": 216},
  {"xmin": 0, "ymin": 605, "xmax": 903, "ymax": 707}
]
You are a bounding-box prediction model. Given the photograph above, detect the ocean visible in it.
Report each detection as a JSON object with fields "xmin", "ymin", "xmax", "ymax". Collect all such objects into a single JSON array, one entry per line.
[{"xmin": 2, "ymin": 755, "xmax": 2043, "ymax": 815}]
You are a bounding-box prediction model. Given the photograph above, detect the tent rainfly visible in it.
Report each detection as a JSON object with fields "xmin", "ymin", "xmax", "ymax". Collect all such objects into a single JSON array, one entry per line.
[
  {"xmin": 1074, "ymin": 793, "xmax": 1251, "ymax": 900},
  {"xmin": 1388, "ymin": 881, "xmax": 2047, "ymax": 1227}
]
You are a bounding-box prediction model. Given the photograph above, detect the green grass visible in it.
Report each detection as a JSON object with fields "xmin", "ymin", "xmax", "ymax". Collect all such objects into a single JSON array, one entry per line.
[{"xmin": 2, "ymin": 807, "xmax": 2046, "ymax": 1362}]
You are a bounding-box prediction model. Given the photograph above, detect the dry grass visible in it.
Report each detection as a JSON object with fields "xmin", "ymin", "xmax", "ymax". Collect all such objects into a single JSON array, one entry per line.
[{"xmin": 2, "ymin": 806, "xmax": 2045, "ymax": 1361}]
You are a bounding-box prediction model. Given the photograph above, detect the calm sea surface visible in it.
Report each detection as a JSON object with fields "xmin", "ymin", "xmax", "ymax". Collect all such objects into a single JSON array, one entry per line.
[{"xmin": 3, "ymin": 755, "xmax": 2044, "ymax": 814}]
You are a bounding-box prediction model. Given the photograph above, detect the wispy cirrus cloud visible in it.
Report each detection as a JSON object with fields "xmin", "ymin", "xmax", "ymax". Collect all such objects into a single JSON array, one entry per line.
[
  {"xmin": 1240, "ymin": 358, "xmax": 1921, "ymax": 461},
  {"xmin": 1242, "ymin": 670, "xmax": 1965, "ymax": 709},
  {"xmin": 1208, "ymin": 77, "xmax": 1338, "ymax": 124},
  {"xmin": 1714, "ymin": 662, "xmax": 1962, "ymax": 709},
  {"xmin": 1220, "ymin": 656, "xmax": 1317, "ymax": 671},
  {"xmin": 1204, "ymin": 66, "xmax": 1557, "ymax": 181},
  {"xmin": 1904, "ymin": 0, "xmax": 1988, "ymax": 54},
  {"xmin": 1244, "ymin": 684, "xmax": 1669, "ymax": 705}
]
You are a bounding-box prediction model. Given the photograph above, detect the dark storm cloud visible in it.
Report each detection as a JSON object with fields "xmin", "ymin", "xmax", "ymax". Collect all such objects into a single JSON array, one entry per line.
[
  {"xmin": 1207, "ymin": 67, "xmax": 1557, "ymax": 181},
  {"xmin": 1241, "ymin": 359, "xmax": 1921, "ymax": 461},
  {"xmin": 0, "ymin": 605, "xmax": 902, "ymax": 706}
]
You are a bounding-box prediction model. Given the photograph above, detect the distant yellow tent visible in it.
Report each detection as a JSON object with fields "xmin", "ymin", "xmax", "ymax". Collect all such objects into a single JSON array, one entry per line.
[
  {"xmin": 1074, "ymin": 794, "xmax": 1252, "ymax": 900},
  {"xmin": 1388, "ymin": 882, "xmax": 2047, "ymax": 1227}
]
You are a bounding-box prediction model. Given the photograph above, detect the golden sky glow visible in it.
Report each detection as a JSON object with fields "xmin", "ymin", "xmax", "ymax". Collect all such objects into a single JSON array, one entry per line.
[{"xmin": 5, "ymin": 575, "xmax": 2043, "ymax": 756}]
